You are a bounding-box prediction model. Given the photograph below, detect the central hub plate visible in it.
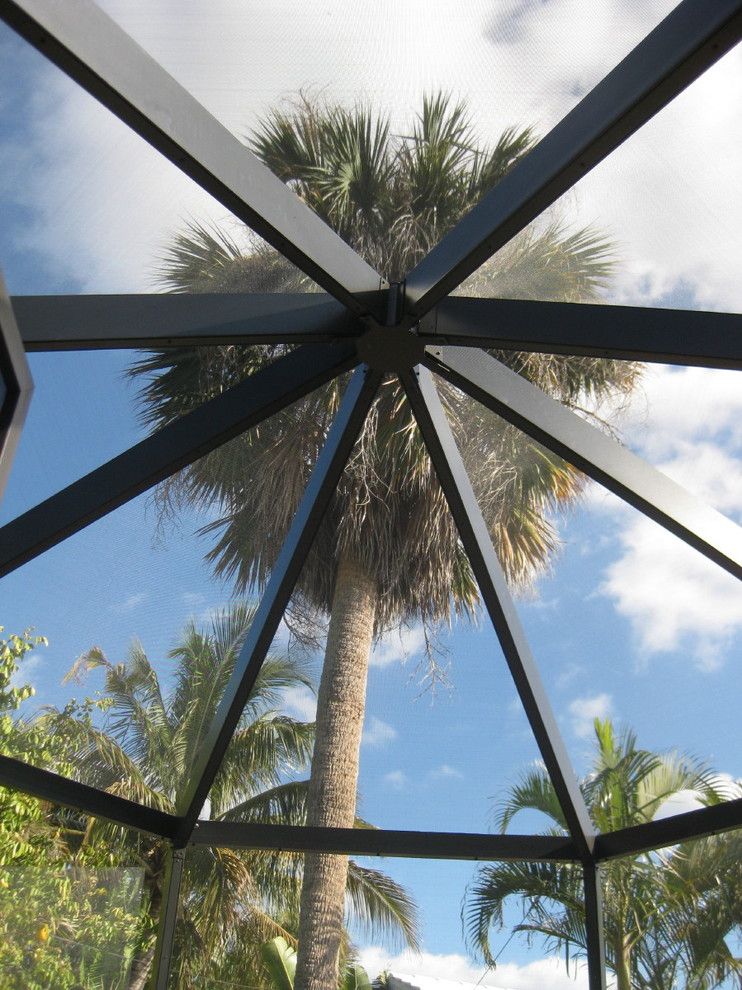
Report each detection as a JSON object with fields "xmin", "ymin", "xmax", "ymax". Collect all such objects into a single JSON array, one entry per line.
[{"xmin": 355, "ymin": 327, "xmax": 426, "ymax": 372}]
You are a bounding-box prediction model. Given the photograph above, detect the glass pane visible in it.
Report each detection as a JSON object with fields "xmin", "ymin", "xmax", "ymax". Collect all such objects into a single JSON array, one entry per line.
[
  {"xmin": 0, "ymin": 808, "xmax": 157, "ymax": 989},
  {"xmin": 463, "ymin": 43, "xmax": 742, "ymax": 313},
  {"xmin": 0, "ymin": 21, "xmax": 316, "ymax": 295},
  {"xmin": 90, "ymin": 0, "xmax": 675, "ymax": 276},
  {"xmin": 0, "ymin": 388, "xmax": 326, "ymax": 809},
  {"xmin": 172, "ymin": 847, "xmax": 587, "ymax": 989},
  {"xmin": 207, "ymin": 382, "xmax": 550, "ymax": 834},
  {"xmin": 437, "ymin": 378, "xmax": 742, "ymax": 824}
]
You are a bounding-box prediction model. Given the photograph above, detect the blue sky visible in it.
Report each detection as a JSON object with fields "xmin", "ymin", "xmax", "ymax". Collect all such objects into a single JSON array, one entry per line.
[{"xmin": 1, "ymin": 4, "xmax": 741, "ymax": 986}]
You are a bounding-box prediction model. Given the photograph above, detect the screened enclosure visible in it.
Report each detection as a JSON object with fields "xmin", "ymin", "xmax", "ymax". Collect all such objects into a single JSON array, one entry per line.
[{"xmin": 0, "ymin": 1, "xmax": 741, "ymax": 988}]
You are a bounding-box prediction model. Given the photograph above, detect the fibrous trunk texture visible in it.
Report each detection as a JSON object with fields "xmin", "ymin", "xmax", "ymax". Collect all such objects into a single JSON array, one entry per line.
[{"xmin": 294, "ymin": 553, "xmax": 378, "ymax": 990}]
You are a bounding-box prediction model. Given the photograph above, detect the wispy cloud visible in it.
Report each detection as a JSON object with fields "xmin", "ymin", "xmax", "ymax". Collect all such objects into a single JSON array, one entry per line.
[
  {"xmin": 111, "ymin": 592, "xmax": 147, "ymax": 614},
  {"xmin": 430, "ymin": 763, "xmax": 463, "ymax": 781},
  {"xmin": 281, "ymin": 684, "xmax": 317, "ymax": 722},
  {"xmin": 568, "ymin": 692, "xmax": 611, "ymax": 739},
  {"xmin": 382, "ymin": 770, "xmax": 408, "ymax": 791},
  {"xmin": 371, "ymin": 624, "xmax": 426, "ymax": 669},
  {"xmin": 362, "ymin": 715, "xmax": 398, "ymax": 747}
]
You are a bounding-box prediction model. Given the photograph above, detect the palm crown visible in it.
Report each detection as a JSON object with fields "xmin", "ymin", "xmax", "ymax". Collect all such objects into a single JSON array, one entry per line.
[
  {"xmin": 465, "ymin": 720, "xmax": 741, "ymax": 990},
  {"xmin": 129, "ymin": 93, "xmax": 645, "ymax": 989},
  {"xmin": 37, "ymin": 605, "xmax": 418, "ymax": 987}
]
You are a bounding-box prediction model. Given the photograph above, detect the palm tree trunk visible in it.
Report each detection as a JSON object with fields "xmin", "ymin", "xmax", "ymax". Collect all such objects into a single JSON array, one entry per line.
[
  {"xmin": 613, "ymin": 935, "xmax": 632, "ymax": 990},
  {"xmin": 127, "ymin": 941, "xmax": 156, "ymax": 990},
  {"xmin": 294, "ymin": 552, "xmax": 378, "ymax": 990}
]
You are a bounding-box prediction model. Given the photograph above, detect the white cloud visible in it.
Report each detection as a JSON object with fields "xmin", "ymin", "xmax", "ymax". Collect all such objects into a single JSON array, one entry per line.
[
  {"xmin": 431, "ymin": 764, "xmax": 463, "ymax": 781},
  {"xmin": 362, "ymin": 715, "xmax": 398, "ymax": 748},
  {"xmin": 568, "ymin": 693, "xmax": 611, "ymax": 739},
  {"xmin": 281, "ymin": 684, "xmax": 317, "ymax": 722},
  {"xmin": 583, "ymin": 365, "xmax": 742, "ymax": 669},
  {"xmin": 358, "ymin": 948, "xmax": 590, "ymax": 989},
  {"xmin": 599, "ymin": 518, "xmax": 742, "ymax": 671},
  {"xmin": 371, "ymin": 625, "xmax": 427, "ymax": 669},
  {"xmin": 383, "ymin": 770, "xmax": 408, "ymax": 791}
]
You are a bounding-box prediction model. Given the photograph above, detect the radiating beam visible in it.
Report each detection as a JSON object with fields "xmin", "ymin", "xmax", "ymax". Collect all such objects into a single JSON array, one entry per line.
[
  {"xmin": 427, "ymin": 346, "xmax": 742, "ymax": 581},
  {"xmin": 419, "ymin": 296, "xmax": 742, "ymax": 370},
  {"xmin": 148, "ymin": 846, "xmax": 185, "ymax": 990},
  {"xmin": 0, "ymin": 343, "xmax": 356, "ymax": 577},
  {"xmin": 401, "ymin": 366, "xmax": 595, "ymax": 859},
  {"xmin": 0, "ymin": 753, "xmax": 178, "ymax": 838},
  {"xmin": 583, "ymin": 861, "xmax": 607, "ymax": 990},
  {"xmin": 0, "ymin": 274, "xmax": 33, "ymax": 500},
  {"xmin": 173, "ymin": 366, "xmax": 382, "ymax": 844},
  {"xmin": 14, "ymin": 293, "xmax": 366, "ymax": 351},
  {"xmin": 0, "ymin": 0, "xmax": 382, "ymax": 317},
  {"xmin": 405, "ymin": 0, "xmax": 742, "ymax": 315},
  {"xmin": 189, "ymin": 821, "xmax": 580, "ymax": 862},
  {"xmin": 595, "ymin": 797, "xmax": 742, "ymax": 861}
]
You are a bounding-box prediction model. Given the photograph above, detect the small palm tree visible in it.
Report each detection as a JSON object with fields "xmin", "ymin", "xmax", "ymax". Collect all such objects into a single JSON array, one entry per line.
[
  {"xmin": 38, "ymin": 604, "xmax": 418, "ymax": 989},
  {"xmin": 465, "ymin": 719, "xmax": 742, "ymax": 990},
  {"xmin": 131, "ymin": 93, "xmax": 642, "ymax": 989}
]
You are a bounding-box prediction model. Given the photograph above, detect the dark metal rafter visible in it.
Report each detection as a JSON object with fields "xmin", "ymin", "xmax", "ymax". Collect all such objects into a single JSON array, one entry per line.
[
  {"xmin": 0, "ymin": 753, "xmax": 178, "ymax": 839},
  {"xmin": 13, "ymin": 292, "xmax": 366, "ymax": 351},
  {"xmin": 173, "ymin": 364, "xmax": 381, "ymax": 844},
  {"xmin": 0, "ymin": 0, "xmax": 383, "ymax": 318},
  {"xmin": 404, "ymin": 0, "xmax": 742, "ymax": 316},
  {"xmin": 401, "ymin": 365, "xmax": 595, "ymax": 860},
  {"xmin": 419, "ymin": 296, "xmax": 742, "ymax": 370},
  {"xmin": 0, "ymin": 343, "xmax": 356, "ymax": 577},
  {"xmin": 0, "ymin": 275, "xmax": 33, "ymax": 500},
  {"xmin": 189, "ymin": 821, "xmax": 580, "ymax": 862},
  {"xmin": 595, "ymin": 796, "xmax": 742, "ymax": 862},
  {"xmin": 426, "ymin": 346, "xmax": 742, "ymax": 581}
]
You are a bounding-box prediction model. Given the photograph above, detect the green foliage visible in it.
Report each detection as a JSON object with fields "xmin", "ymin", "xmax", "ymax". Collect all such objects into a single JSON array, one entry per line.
[
  {"xmin": 260, "ymin": 936, "xmax": 372, "ymax": 990},
  {"xmin": 465, "ymin": 719, "xmax": 742, "ymax": 990}
]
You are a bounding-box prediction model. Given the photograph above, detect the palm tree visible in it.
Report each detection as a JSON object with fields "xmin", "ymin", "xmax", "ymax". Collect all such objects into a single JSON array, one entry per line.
[
  {"xmin": 38, "ymin": 604, "xmax": 418, "ymax": 989},
  {"xmin": 465, "ymin": 719, "xmax": 742, "ymax": 990},
  {"xmin": 130, "ymin": 93, "xmax": 642, "ymax": 989}
]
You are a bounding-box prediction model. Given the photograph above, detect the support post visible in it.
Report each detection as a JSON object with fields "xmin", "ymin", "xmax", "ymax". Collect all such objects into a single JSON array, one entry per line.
[
  {"xmin": 148, "ymin": 845, "xmax": 185, "ymax": 990},
  {"xmin": 583, "ymin": 860, "xmax": 607, "ymax": 990}
]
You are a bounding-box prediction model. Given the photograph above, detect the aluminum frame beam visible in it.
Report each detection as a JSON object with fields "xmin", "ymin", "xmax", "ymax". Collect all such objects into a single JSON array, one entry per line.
[
  {"xmin": 173, "ymin": 365, "xmax": 381, "ymax": 843},
  {"xmin": 401, "ymin": 366, "xmax": 595, "ymax": 860},
  {"xmin": 419, "ymin": 296, "xmax": 742, "ymax": 370},
  {"xmin": 14, "ymin": 292, "xmax": 366, "ymax": 351},
  {"xmin": 427, "ymin": 346, "xmax": 742, "ymax": 581},
  {"xmin": 149, "ymin": 846, "xmax": 185, "ymax": 990},
  {"xmin": 595, "ymin": 796, "xmax": 742, "ymax": 861},
  {"xmin": 0, "ymin": 0, "xmax": 383, "ymax": 318},
  {"xmin": 190, "ymin": 821, "xmax": 580, "ymax": 862},
  {"xmin": 0, "ymin": 274, "xmax": 33, "ymax": 500},
  {"xmin": 0, "ymin": 753, "xmax": 178, "ymax": 838},
  {"xmin": 583, "ymin": 861, "xmax": 607, "ymax": 990},
  {"xmin": 0, "ymin": 343, "xmax": 356, "ymax": 577},
  {"xmin": 404, "ymin": 0, "xmax": 742, "ymax": 316}
]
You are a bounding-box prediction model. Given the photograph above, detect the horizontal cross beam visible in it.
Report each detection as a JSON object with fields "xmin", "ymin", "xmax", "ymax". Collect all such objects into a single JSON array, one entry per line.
[
  {"xmin": 0, "ymin": 343, "xmax": 356, "ymax": 576},
  {"xmin": 189, "ymin": 821, "xmax": 580, "ymax": 862},
  {"xmin": 13, "ymin": 293, "xmax": 366, "ymax": 351},
  {"xmin": 0, "ymin": 0, "xmax": 382, "ymax": 317},
  {"xmin": 405, "ymin": 0, "xmax": 742, "ymax": 315},
  {"xmin": 0, "ymin": 753, "xmax": 178, "ymax": 839},
  {"xmin": 419, "ymin": 296, "xmax": 742, "ymax": 370},
  {"xmin": 427, "ymin": 346, "xmax": 742, "ymax": 581}
]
